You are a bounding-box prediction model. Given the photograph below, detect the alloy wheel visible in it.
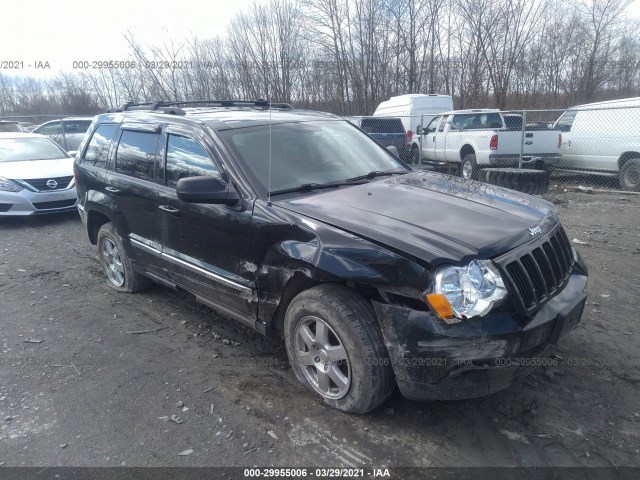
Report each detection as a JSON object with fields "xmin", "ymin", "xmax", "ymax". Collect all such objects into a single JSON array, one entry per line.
[{"xmin": 294, "ymin": 315, "xmax": 351, "ymax": 400}]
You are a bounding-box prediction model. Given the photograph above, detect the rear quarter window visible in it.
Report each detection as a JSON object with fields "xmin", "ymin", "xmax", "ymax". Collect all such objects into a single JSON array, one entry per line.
[{"xmin": 80, "ymin": 124, "xmax": 116, "ymax": 167}]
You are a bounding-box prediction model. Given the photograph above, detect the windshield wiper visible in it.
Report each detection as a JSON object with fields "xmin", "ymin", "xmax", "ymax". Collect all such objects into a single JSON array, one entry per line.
[
  {"xmin": 270, "ymin": 181, "xmax": 365, "ymax": 196},
  {"xmin": 345, "ymin": 170, "xmax": 407, "ymax": 182}
]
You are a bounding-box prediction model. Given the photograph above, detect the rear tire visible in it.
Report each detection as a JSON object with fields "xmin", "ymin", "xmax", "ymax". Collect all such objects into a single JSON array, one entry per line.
[
  {"xmin": 460, "ymin": 154, "xmax": 478, "ymax": 180},
  {"xmin": 619, "ymin": 158, "xmax": 640, "ymax": 191},
  {"xmin": 97, "ymin": 223, "xmax": 153, "ymax": 293},
  {"xmin": 284, "ymin": 284, "xmax": 394, "ymax": 414},
  {"xmin": 410, "ymin": 146, "xmax": 420, "ymax": 165},
  {"xmin": 480, "ymin": 168, "xmax": 549, "ymax": 195}
]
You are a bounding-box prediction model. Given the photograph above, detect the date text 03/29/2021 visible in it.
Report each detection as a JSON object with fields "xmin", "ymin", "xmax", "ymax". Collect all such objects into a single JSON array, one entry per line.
[{"xmin": 243, "ymin": 468, "xmax": 391, "ymax": 478}]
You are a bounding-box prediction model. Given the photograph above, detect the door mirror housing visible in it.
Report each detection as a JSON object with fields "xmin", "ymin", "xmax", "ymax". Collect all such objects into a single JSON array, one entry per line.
[
  {"xmin": 386, "ymin": 145, "xmax": 399, "ymax": 157},
  {"xmin": 176, "ymin": 176, "xmax": 240, "ymax": 205}
]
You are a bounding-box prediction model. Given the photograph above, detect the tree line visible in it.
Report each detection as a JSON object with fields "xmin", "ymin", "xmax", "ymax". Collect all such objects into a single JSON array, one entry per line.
[{"xmin": 1, "ymin": 0, "xmax": 638, "ymax": 117}]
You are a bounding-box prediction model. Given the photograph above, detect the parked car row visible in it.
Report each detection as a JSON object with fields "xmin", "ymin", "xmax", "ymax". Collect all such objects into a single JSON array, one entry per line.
[{"xmin": 359, "ymin": 95, "xmax": 640, "ymax": 191}]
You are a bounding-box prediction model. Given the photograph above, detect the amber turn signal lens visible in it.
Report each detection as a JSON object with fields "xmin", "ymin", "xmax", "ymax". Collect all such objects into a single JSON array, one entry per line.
[{"xmin": 426, "ymin": 293, "xmax": 456, "ymax": 320}]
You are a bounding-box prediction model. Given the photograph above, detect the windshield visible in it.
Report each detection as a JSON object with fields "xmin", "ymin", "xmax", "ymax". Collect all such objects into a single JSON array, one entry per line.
[
  {"xmin": 0, "ymin": 137, "xmax": 69, "ymax": 162},
  {"xmin": 219, "ymin": 120, "xmax": 407, "ymax": 195}
]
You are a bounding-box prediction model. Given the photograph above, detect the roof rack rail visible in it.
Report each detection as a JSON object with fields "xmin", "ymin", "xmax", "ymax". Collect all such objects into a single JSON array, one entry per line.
[{"xmin": 106, "ymin": 99, "xmax": 295, "ymax": 114}]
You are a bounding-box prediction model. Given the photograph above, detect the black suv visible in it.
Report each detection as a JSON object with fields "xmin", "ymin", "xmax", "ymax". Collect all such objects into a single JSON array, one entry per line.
[{"xmin": 75, "ymin": 100, "xmax": 588, "ymax": 413}]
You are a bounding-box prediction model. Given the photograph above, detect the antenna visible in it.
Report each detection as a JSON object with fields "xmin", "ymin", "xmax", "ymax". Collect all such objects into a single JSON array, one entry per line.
[{"xmin": 267, "ymin": 99, "xmax": 273, "ymax": 207}]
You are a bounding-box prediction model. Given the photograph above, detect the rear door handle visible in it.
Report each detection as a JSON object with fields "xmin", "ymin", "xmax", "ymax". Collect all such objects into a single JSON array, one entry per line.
[
  {"xmin": 159, "ymin": 205, "xmax": 181, "ymax": 217},
  {"xmin": 105, "ymin": 186, "xmax": 120, "ymax": 193}
]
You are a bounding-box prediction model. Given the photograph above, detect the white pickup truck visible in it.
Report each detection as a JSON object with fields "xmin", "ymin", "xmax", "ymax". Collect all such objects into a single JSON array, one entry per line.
[{"xmin": 417, "ymin": 109, "xmax": 562, "ymax": 179}]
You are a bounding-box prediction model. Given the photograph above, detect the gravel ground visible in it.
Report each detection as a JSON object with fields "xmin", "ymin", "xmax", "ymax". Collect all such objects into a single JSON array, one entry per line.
[{"xmin": 0, "ymin": 191, "xmax": 639, "ymax": 470}]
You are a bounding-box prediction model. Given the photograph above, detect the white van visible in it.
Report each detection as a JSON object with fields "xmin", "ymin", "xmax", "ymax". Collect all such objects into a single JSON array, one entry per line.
[
  {"xmin": 374, "ymin": 94, "xmax": 453, "ymax": 162},
  {"xmin": 554, "ymin": 97, "xmax": 640, "ymax": 190}
]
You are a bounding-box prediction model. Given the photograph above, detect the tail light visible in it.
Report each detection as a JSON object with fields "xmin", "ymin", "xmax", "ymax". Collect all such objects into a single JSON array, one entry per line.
[
  {"xmin": 490, "ymin": 134, "xmax": 498, "ymax": 150},
  {"xmin": 558, "ymin": 133, "xmax": 562, "ymax": 148},
  {"xmin": 406, "ymin": 130, "xmax": 413, "ymax": 143}
]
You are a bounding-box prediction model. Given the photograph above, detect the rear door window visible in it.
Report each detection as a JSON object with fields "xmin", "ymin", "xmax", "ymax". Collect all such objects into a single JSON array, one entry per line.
[
  {"xmin": 115, "ymin": 130, "xmax": 160, "ymax": 182},
  {"xmin": 81, "ymin": 124, "xmax": 116, "ymax": 167},
  {"xmin": 438, "ymin": 116, "xmax": 449, "ymax": 132},
  {"xmin": 425, "ymin": 117, "xmax": 439, "ymax": 134}
]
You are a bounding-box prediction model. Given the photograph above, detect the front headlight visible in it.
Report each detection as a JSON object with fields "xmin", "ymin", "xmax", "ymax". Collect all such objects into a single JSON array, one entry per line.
[
  {"xmin": 431, "ymin": 259, "xmax": 507, "ymax": 320},
  {"xmin": 0, "ymin": 177, "xmax": 23, "ymax": 192}
]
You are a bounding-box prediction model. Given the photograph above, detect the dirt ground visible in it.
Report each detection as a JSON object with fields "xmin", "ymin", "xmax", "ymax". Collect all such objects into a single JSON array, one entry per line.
[{"xmin": 0, "ymin": 191, "xmax": 638, "ymax": 471}]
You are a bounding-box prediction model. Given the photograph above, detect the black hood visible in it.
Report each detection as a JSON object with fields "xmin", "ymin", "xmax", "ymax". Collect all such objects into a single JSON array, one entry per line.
[{"xmin": 275, "ymin": 171, "xmax": 558, "ymax": 265}]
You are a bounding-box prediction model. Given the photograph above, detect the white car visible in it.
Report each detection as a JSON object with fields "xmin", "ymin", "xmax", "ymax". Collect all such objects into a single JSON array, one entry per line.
[
  {"xmin": 554, "ymin": 97, "xmax": 640, "ymax": 191},
  {"xmin": 0, "ymin": 133, "xmax": 77, "ymax": 216}
]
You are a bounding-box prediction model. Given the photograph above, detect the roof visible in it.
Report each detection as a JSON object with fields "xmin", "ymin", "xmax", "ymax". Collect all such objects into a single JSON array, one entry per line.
[
  {"xmin": 94, "ymin": 107, "xmax": 341, "ymax": 131},
  {"xmin": 441, "ymin": 109, "xmax": 501, "ymax": 115},
  {"xmin": 571, "ymin": 97, "xmax": 640, "ymax": 110}
]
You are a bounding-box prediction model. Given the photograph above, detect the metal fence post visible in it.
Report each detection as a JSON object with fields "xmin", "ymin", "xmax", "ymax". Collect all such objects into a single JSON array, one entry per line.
[
  {"xmin": 419, "ymin": 114, "xmax": 424, "ymax": 160},
  {"xmin": 519, "ymin": 109, "xmax": 527, "ymax": 169}
]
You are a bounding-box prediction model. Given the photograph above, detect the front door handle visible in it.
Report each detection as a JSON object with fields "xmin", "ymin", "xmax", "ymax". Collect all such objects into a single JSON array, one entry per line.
[
  {"xmin": 105, "ymin": 186, "xmax": 120, "ymax": 193},
  {"xmin": 159, "ymin": 205, "xmax": 181, "ymax": 217}
]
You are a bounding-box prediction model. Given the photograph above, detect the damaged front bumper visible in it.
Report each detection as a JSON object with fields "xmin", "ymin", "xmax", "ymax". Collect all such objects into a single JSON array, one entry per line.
[{"xmin": 372, "ymin": 266, "xmax": 588, "ymax": 401}]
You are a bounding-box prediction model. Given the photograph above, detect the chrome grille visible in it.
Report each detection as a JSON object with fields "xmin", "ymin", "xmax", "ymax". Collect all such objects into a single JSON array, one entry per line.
[
  {"xmin": 499, "ymin": 226, "xmax": 574, "ymax": 315},
  {"xmin": 20, "ymin": 176, "xmax": 73, "ymax": 191}
]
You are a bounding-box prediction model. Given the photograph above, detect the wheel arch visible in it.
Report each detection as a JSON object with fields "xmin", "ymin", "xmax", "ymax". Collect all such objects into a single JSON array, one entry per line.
[
  {"xmin": 460, "ymin": 144, "xmax": 475, "ymax": 161},
  {"xmin": 618, "ymin": 151, "xmax": 640, "ymax": 170},
  {"xmin": 266, "ymin": 274, "xmax": 385, "ymax": 338},
  {"xmin": 87, "ymin": 209, "xmax": 112, "ymax": 245}
]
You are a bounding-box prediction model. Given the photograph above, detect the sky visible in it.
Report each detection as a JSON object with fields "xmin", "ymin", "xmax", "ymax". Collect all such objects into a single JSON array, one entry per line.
[
  {"xmin": 3, "ymin": 0, "xmax": 265, "ymax": 77},
  {"xmin": 2, "ymin": 0, "xmax": 640, "ymax": 79}
]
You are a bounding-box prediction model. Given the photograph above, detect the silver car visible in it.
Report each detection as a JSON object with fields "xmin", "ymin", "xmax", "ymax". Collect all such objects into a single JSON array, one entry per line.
[
  {"xmin": 33, "ymin": 117, "xmax": 92, "ymax": 153},
  {"xmin": 0, "ymin": 133, "xmax": 77, "ymax": 216}
]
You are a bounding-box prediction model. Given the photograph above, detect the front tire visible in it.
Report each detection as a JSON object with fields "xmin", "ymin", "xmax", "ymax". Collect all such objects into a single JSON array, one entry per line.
[
  {"xmin": 284, "ymin": 285, "xmax": 394, "ymax": 413},
  {"xmin": 97, "ymin": 223, "xmax": 152, "ymax": 293},
  {"xmin": 620, "ymin": 158, "xmax": 640, "ymax": 191}
]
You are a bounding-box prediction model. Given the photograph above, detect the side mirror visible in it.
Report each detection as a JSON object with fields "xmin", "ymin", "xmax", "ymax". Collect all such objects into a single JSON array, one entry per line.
[
  {"xmin": 67, "ymin": 150, "xmax": 77, "ymax": 157},
  {"xmin": 176, "ymin": 176, "xmax": 240, "ymax": 205},
  {"xmin": 386, "ymin": 145, "xmax": 400, "ymax": 157}
]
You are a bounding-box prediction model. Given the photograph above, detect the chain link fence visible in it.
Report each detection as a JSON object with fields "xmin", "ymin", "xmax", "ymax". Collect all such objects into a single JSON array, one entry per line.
[
  {"xmin": 5, "ymin": 104, "xmax": 640, "ymax": 194},
  {"xmin": 347, "ymin": 101, "xmax": 640, "ymax": 194}
]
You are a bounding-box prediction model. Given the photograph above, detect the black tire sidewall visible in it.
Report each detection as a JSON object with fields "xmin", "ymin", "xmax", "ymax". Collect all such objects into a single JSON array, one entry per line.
[
  {"xmin": 411, "ymin": 146, "xmax": 419, "ymax": 165},
  {"xmin": 461, "ymin": 154, "xmax": 477, "ymax": 179},
  {"xmin": 481, "ymin": 168, "xmax": 548, "ymax": 195},
  {"xmin": 284, "ymin": 286, "xmax": 392, "ymax": 413},
  {"xmin": 620, "ymin": 159, "xmax": 640, "ymax": 191},
  {"xmin": 96, "ymin": 223, "xmax": 137, "ymax": 293}
]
